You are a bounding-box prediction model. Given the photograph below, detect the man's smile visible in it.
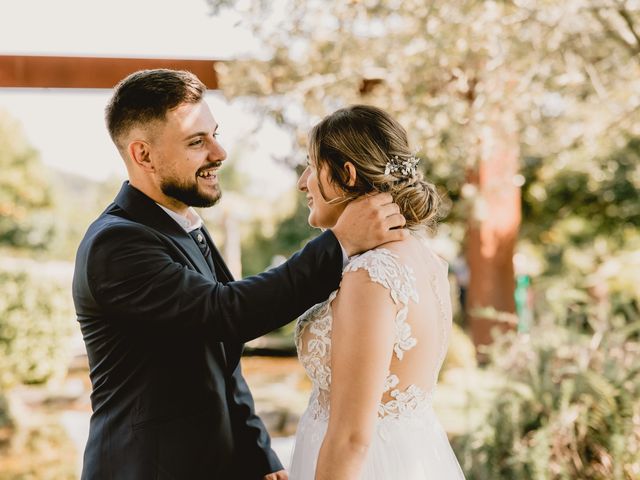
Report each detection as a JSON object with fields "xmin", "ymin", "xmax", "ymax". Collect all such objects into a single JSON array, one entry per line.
[{"xmin": 197, "ymin": 165, "xmax": 221, "ymax": 182}]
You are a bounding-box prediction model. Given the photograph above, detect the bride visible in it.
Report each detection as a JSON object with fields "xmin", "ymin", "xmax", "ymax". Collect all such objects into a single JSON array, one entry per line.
[{"xmin": 289, "ymin": 105, "xmax": 466, "ymax": 479}]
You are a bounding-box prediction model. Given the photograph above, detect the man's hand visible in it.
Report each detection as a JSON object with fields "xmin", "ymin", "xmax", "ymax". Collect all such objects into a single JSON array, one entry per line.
[
  {"xmin": 331, "ymin": 193, "xmax": 408, "ymax": 256},
  {"xmin": 263, "ymin": 469, "xmax": 288, "ymax": 480}
]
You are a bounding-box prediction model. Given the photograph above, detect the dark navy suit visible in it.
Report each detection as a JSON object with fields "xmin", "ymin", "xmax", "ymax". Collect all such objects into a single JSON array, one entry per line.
[{"xmin": 72, "ymin": 182, "xmax": 343, "ymax": 479}]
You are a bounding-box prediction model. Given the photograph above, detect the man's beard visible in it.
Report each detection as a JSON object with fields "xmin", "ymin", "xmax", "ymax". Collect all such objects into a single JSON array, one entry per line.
[{"xmin": 160, "ymin": 177, "xmax": 221, "ymax": 208}]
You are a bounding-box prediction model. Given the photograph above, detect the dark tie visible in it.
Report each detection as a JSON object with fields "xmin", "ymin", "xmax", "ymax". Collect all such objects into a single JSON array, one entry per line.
[
  {"xmin": 189, "ymin": 227, "xmax": 215, "ymax": 273},
  {"xmin": 189, "ymin": 228, "xmax": 226, "ymax": 368}
]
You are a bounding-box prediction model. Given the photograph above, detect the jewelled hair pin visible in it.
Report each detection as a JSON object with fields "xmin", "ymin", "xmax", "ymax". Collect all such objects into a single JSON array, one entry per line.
[{"xmin": 384, "ymin": 154, "xmax": 420, "ymax": 178}]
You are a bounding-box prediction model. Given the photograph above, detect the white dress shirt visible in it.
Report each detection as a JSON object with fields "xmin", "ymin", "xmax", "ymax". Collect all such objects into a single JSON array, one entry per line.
[{"xmin": 156, "ymin": 204, "xmax": 203, "ymax": 233}]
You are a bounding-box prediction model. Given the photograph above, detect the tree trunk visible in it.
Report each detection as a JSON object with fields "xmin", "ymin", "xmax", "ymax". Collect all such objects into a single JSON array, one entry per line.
[{"xmin": 465, "ymin": 119, "xmax": 521, "ymax": 350}]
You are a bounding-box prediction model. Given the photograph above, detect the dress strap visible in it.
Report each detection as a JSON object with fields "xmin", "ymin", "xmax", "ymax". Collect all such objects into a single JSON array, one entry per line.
[
  {"xmin": 344, "ymin": 249, "xmax": 419, "ymax": 360},
  {"xmin": 344, "ymin": 248, "xmax": 419, "ymax": 306}
]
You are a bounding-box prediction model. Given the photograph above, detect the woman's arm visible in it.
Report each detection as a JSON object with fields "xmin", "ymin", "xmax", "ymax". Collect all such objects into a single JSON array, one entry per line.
[{"xmin": 315, "ymin": 269, "xmax": 397, "ymax": 480}]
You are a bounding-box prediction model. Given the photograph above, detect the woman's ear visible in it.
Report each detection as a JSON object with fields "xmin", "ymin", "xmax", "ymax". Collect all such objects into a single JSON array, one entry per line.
[{"xmin": 343, "ymin": 161, "xmax": 357, "ymax": 187}]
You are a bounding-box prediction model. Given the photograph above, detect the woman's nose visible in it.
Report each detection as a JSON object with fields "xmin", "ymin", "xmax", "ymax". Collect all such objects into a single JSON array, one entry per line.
[{"xmin": 297, "ymin": 167, "xmax": 310, "ymax": 191}]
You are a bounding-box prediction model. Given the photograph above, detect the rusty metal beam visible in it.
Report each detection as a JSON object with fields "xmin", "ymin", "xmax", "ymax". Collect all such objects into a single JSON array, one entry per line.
[{"xmin": 0, "ymin": 55, "xmax": 219, "ymax": 89}]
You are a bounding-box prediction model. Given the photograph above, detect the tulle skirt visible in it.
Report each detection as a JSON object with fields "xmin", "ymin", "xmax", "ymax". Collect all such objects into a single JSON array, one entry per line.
[{"xmin": 289, "ymin": 406, "xmax": 465, "ymax": 480}]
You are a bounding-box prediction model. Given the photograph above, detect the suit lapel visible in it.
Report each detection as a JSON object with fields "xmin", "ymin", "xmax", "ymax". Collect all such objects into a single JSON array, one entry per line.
[
  {"xmin": 200, "ymin": 226, "xmax": 233, "ymax": 370},
  {"xmin": 171, "ymin": 233, "xmax": 216, "ymax": 280},
  {"xmin": 113, "ymin": 182, "xmax": 231, "ymax": 370},
  {"xmin": 200, "ymin": 226, "xmax": 234, "ymax": 283},
  {"xmin": 113, "ymin": 182, "xmax": 213, "ymax": 279}
]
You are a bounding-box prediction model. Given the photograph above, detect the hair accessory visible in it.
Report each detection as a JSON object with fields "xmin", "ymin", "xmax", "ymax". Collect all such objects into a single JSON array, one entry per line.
[{"xmin": 384, "ymin": 154, "xmax": 420, "ymax": 178}]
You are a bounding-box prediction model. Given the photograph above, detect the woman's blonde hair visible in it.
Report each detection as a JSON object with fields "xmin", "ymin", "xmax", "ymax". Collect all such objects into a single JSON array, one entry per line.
[{"xmin": 308, "ymin": 105, "xmax": 441, "ymax": 230}]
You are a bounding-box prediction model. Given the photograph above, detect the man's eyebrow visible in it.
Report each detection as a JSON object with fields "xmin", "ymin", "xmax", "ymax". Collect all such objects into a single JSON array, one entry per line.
[{"xmin": 183, "ymin": 125, "xmax": 219, "ymax": 141}]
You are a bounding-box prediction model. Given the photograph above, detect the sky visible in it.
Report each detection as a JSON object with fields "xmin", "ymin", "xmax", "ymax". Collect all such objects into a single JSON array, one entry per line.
[{"xmin": 0, "ymin": 0, "xmax": 297, "ymax": 197}]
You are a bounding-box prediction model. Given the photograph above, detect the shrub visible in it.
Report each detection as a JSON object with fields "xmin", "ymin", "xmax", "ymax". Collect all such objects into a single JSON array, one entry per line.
[
  {"xmin": 453, "ymin": 314, "xmax": 640, "ymax": 480},
  {"xmin": 443, "ymin": 323, "xmax": 477, "ymax": 371},
  {"xmin": 0, "ymin": 267, "xmax": 74, "ymax": 389}
]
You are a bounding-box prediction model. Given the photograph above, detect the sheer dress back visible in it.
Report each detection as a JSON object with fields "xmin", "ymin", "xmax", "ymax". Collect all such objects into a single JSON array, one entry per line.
[{"xmin": 290, "ymin": 230, "xmax": 466, "ymax": 479}]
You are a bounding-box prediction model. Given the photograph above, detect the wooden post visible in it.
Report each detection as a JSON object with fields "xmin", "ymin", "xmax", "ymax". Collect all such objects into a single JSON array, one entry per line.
[{"xmin": 0, "ymin": 55, "xmax": 219, "ymax": 89}]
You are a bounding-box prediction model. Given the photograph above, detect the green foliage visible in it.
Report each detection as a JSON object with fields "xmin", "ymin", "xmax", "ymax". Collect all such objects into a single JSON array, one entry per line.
[
  {"xmin": 210, "ymin": 0, "xmax": 640, "ymax": 328},
  {"xmin": 46, "ymin": 172, "xmax": 123, "ymax": 261},
  {"xmin": 453, "ymin": 314, "xmax": 640, "ymax": 480},
  {"xmin": 241, "ymin": 191, "xmax": 316, "ymax": 277},
  {"xmin": 443, "ymin": 323, "xmax": 478, "ymax": 371},
  {"xmin": 455, "ymin": 231, "xmax": 640, "ymax": 478},
  {"xmin": 0, "ymin": 267, "xmax": 74, "ymax": 389},
  {"xmin": 519, "ymin": 217, "xmax": 640, "ymax": 339},
  {"xmin": 0, "ymin": 392, "xmax": 11, "ymax": 433},
  {"xmin": 521, "ymin": 138, "xmax": 640, "ymax": 248},
  {"xmin": 208, "ymin": 0, "xmax": 639, "ymax": 199},
  {"xmin": 0, "ymin": 109, "xmax": 124, "ymax": 260},
  {"xmin": 0, "ymin": 111, "xmax": 56, "ymax": 251}
]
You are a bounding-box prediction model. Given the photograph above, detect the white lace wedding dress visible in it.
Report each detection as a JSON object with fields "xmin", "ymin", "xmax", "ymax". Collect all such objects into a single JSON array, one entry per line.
[{"xmin": 289, "ymin": 231, "xmax": 465, "ymax": 479}]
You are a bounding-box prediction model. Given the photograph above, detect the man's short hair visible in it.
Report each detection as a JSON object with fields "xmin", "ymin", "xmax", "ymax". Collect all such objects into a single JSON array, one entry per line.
[{"xmin": 105, "ymin": 69, "xmax": 206, "ymax": 149}]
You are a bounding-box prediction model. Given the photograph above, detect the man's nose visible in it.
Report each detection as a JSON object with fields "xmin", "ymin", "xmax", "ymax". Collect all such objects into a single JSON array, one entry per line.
[{"xmin": 209, "ymin": 139, "xmax": 227, "ymax": 162}]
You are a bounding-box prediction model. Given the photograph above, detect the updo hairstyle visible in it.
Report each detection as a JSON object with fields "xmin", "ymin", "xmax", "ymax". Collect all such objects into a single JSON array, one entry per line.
[{"xmin": 308, "ymin": 105, "xmax": 441, "ymax": 230}]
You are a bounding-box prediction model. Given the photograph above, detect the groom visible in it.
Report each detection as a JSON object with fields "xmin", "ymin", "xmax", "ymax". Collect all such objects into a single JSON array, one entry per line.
[{"xmin": 72, "ymin": 69, "xmax": 407, "ymax": 480}]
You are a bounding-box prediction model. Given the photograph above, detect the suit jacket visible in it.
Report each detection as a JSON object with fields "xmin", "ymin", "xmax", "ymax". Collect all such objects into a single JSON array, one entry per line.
[{"xmin": 72, "ymin": 182, "xmax": 343, "ymax": 479}]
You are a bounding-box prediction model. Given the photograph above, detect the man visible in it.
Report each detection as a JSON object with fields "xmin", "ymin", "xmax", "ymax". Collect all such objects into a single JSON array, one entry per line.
[{"xmin": 72, "ymin": 69, "xmax": 407, "ymax": 480}]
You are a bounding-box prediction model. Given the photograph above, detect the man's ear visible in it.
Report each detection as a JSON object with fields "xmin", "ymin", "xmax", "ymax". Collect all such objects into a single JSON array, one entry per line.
[
  {"xmin": 343, "ymin": 161, "xmax": 357, "ymax": 187},
  {"xmin": 127, "ymin": 140, "xmax": 154, "ymax": 172}
]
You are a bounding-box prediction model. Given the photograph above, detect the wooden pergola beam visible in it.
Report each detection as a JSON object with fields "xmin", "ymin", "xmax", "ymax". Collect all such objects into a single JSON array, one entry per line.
[{"xmin": 0, "ymin": 55, "xmax": 219, "ymax": 89}]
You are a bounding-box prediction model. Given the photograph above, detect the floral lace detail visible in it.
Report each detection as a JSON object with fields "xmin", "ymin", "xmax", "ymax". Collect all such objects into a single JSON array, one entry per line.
[
  {"xmin": 344, "ymin": 249, "xmax": 418, "ymax": 306},
  {"xmin": 393, "ymin": 305, "xmax": 416, "ymax": 360},
  {"xmin": 376, "ymin": 382, "xmax": 435, "ymax": 442},
  {"xmin": 344, "ymin": 249, "xmax": 418, "ymax": 360},
  {"xmin": 294, "ymin": 248, "xmax": 430, "ymax": 423},
  {"xmin": 295, "ymin": 291, "xmax": 337, "ymax": 421},
  {"xmin": 377, "ymin": 373, "xmax": 433, "ymax": 420}
]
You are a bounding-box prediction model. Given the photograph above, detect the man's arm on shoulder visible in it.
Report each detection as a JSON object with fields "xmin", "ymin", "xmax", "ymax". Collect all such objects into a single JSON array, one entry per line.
[{"xmin": 86, "ymin": 222, "xmax": 343, "ymax": 342}]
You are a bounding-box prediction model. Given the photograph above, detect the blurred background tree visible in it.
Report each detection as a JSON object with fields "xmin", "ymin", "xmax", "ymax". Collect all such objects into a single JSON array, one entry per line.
[
  {"xmin": 200, "ymin": 2, "xmax": 640, "ymax": 475},
  {"xmin": 0, "ymin": 107, "xmax": 124, "ymax": 261},
  {"xmin": 0, "ymin": 110, "xmax": 77, "ymax": 477},
  {"xmin": 207, "ymin": 0, "xmax": 640, "ymax": 348},
  {"xmin": 0, "ymin": 111, "xmax": 56, "ymax": 252}
]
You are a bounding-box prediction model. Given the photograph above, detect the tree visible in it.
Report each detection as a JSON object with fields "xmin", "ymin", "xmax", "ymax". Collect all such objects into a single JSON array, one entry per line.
[
  {"xmin": 207, "ymin": 0, "xmax": 640, "ymax": 346},
  {"xmin": 0, "ymin": 110, "xmax": 56, "ymax": 251}
]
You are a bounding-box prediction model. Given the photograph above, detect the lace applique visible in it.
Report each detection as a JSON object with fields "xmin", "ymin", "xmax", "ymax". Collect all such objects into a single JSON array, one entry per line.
[
  {"xmin": 377, "ymin": 373, "xmax": 433, "ymax": 421},
  {"xmin": 344, "ymin": 249, "xmax": 418, "ymax": 360},
  {"xmin": 344, "ymin": 249, "xmax": 418, "ymax": 306},
  {"xmin": 294, "ymin": 247, "xmax": 443, "ymax": 425},
  {"xmin": 295, "ymin": 291, "xmax": 338, "ymax": 421},
  {"xmin": 393, "ymin": 305, "xmax": 417, "ymax": 360}
]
